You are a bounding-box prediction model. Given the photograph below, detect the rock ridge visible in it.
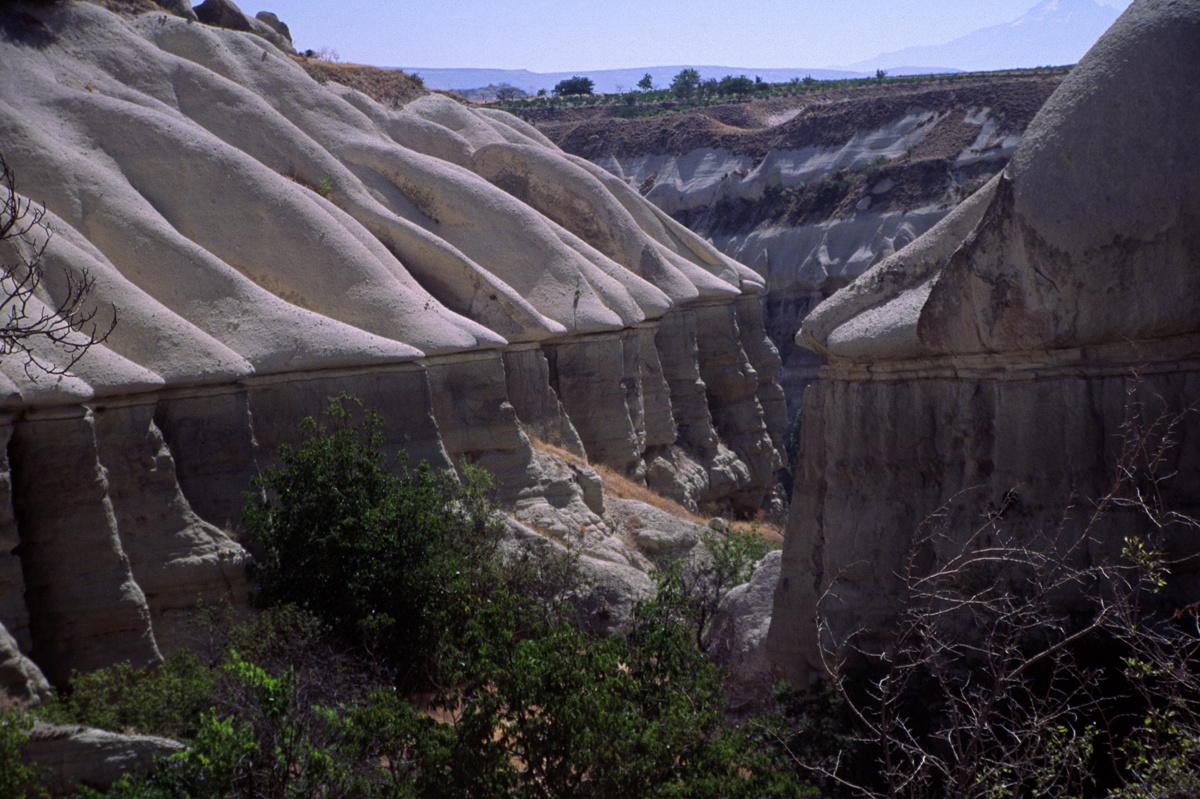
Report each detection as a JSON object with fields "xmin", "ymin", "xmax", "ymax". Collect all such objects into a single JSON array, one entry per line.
[
  {"xmin": 539, "ymin": 79, "xmax": 1060, "ymax": 419},
  {"xmin": 0, "ymin": 0, "xmax": 783, "ymax": 690}
]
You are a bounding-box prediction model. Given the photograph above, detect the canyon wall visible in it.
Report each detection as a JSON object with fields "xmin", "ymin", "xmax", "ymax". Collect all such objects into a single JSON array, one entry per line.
[
  {"xmin": 0, "ymin": 1, "xmax": 782, "ymax": 692},
  {"xmin": 765, "ymin": 0, "xmax": 1200, "ymax": 687},
  {"xmin": 540, "ymin": 81, "xmax": 1058, "ymax": 417}
]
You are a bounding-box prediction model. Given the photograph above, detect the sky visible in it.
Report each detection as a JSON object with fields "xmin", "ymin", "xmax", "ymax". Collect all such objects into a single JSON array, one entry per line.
[{"xmin": 266, "ymin": 0, "xmax": 1135, "ymax": 73}]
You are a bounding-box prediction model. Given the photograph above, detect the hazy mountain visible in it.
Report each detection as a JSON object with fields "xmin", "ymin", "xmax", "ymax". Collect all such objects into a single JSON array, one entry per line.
[
  {"xmin": 396, "ymin": 66, "xmax": 864, "ymax": 96},
  {"xmin": 843, "ymin": 0, "xmax": 1121, "ymax": 73},
  {"xmin": 400, "ymin": 0, "xmax": 1119, "ymax": 96}
]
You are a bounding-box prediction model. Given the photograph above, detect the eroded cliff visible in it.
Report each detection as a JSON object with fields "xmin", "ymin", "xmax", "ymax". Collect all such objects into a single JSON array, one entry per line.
[
  {"xmin": 538, "ymin": 78, "xmax": 1060, "ymax": 416},
  {"xmin": 0, "ymin": 1, "xmax": 784, "ymax": 692},
  {"xmin": 765, "ymin": 0, "xmax": 1200, "ymax": 687}
]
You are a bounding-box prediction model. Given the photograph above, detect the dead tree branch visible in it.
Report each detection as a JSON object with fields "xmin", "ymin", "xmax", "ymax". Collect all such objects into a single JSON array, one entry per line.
[{"xmin": 0, "ymin": 151, "xmax": 115, "ymax": 379}]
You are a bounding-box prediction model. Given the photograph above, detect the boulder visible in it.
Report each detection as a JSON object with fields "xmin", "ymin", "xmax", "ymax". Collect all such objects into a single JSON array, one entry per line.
[
  {"xmin": 26, "ymin": 723, "xmax": 185, "ymax": 797},
  {"xmin": 254, "ymin": 10, "xmax": 290, "ymax": 42},
  {"xmin": 0, "ymin": 623, "xmax": 51, "ymax": 704},
  {"xmin": 766, "ymin": 0, "xmax": 1200, "ymax": 688},
  {"xmin": 193, "ymin": 0, "xmax": 296, "ymax": 54},
  {"xmin": 704, "ymin": 550, "xmax": 781, "ymax": 709},
  {"xmin": 606, "ymin": 496, "xmax": 703, "ymax": 564},
  {"xmin": 158, "ymin": 0, "xmax": 197, "ymax": 22}
]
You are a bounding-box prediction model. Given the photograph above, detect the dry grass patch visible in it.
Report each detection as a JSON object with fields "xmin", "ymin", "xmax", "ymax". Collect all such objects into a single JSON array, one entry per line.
[
  {"xmin": 528, "ymin": 437, "xmax": 784, "ymax": 545},
  {"xmin": 592, "ymin": 462, "xmax": 705, "ymax": 525},
  {"xmin": 729, "ymin": 517, "xmax": 784, "ymax": 546},
  {"xmin": 528, "ymin": 436, "xmax": 589, "ymax": 468},
  {"xmin": 296, "ymin": 58, "xmax": 427, "ymax": 107},
  {"xmin": 530, "ymin": 436, "xmax": 701, "ymax": 523}
]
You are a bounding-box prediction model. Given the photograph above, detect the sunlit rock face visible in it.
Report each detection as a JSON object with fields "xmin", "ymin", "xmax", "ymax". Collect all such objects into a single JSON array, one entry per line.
[
  {"xmin": 0, "ymin": 1, "xmax": 783, "ymax": 687},
  {"xmin": 766, "ymin": 0, "xmax": 1200, "ymax": 688},
  {"xmin": 546, "ymin": 82, "xmax": 1058, "ymax": 421}
]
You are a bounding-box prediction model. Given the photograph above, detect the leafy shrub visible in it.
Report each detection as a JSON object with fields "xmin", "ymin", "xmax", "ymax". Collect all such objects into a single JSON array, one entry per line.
[
  {"xmin": 40, "ymin": 649, "xmax": 214, "ymax": 737},
  {"xmin": 0, "ymin": 706, "xmax": 46, "ymax": 799},
  {"xmin": 243, "ymin": 395, "xmax": 506, "ymax": 687},
  {"xmin": 58, "ymin": 396, "xmax": 803, "ymax": 798},
  {"xmin": 646, "ymin": 530, "xmax": 771, "ymax": 650},
  {"xmin": 76, "ymin": 650, "xmax": 373, "ymax": 799}
]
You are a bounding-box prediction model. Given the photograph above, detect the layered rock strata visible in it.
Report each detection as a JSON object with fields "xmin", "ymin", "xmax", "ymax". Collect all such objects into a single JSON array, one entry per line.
[
  {"xmin": 0, "ymin": 1, "xmax": 783, "ymax": 689},
  {"xmin": 541, "ymin": 81, "xmax": 1060, "ymax": 418},
  {"xmin": 766, "ymin": 0, "xmax": 1200, "ymax": 687}
]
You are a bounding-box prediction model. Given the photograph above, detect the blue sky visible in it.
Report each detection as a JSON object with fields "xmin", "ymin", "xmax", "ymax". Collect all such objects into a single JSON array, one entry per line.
[{"xmin": 265, "ymin": 0, "xmax": 1135, "ymax": 72}]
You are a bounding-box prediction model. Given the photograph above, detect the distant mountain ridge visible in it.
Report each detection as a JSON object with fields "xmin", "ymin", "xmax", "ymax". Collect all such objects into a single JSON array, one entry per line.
[
  {"xmin": 843, "ymin": 0, "xmax": 1121, "ymax": 73},
  {"xmin": 401, "ymin": 0, "xmax": 1120, "ymax": 96}
]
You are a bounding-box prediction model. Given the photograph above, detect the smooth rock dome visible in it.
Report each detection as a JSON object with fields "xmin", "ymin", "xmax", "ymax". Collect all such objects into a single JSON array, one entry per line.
[{"xmin": 768, "ymin": 0, "xmax": 1200, "ymax": 687}]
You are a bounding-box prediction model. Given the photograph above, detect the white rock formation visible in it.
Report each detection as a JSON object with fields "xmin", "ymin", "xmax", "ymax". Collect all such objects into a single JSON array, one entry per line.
[
  {"xmin": 704, "ymin": 550, "xmax": 782, "ymax": 709},
  {"xmin": 0, "ymin": 1, "xmax": 783, "ymax": 688},
  {"xmin": 25, "ymin": 722, "xmax": 186, "ymax": 796},
  {"xmin": 766, "ymin": 0, "xmax": 1200, "ymax": 687},
  {"xmin": 556, "ymin": 83, "xmax": 1057, "ymax": 418}
]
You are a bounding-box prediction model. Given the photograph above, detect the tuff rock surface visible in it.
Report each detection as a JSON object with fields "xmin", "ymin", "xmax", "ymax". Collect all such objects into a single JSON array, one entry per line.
[
  {"xmin": 0, "ymin": 1, "xmax": 782, "ymax": 691},
  {"xmin": 541, "ymin": 80, "xmax": 1059, "ymax": 418},
  {"xmin": 25, "ymin": 722, "xmax": 186, "ymax": 797},
  {"xmin": 766, "ymin": 0, "xmax": 1200, "ymax": 687},
  {"xmin": 704, "ymin": 550, "xmax": 781, "ymax": 710}
]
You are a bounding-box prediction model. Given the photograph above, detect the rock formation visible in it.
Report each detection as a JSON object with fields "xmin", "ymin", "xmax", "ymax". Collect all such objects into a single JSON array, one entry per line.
[
  {"xmin": 703, "ymin": 549, "xmax": 781, "ymax": 710},
  {"xmin": 539, "ymin": 81, "xmax": 1058, "ymax": 416},
  {"xmin": 25, "ymin": 722, "xmax": 186, "ymax": 796},
  {"xmin": 195, "ymin": 0, "xmax": 295, "ymax": 54},
  {"xmin": 0, "ymin": 1, "xmax": 783, "ymax": 690},
  {"xmin": 766, "ymin": 0, "xmax": 1200, "ymax": 687}
]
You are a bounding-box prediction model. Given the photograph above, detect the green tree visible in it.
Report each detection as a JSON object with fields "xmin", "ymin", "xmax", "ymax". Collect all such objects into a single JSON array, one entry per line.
[
  {"xmin": 671, "ymin": 68, "xmax": 700, "ymax": 101},
  {"xmin": 552, "ymin": 75, "xmax": 594, "ymax": 96},
  {"xmin": 637, "ymin": 72, "xmax": 654, "ymax": 91},
  {"xmin": 243, "ymin": 395, "xmax": 506, "ymax": 687},
  {"xmin": 718, "ymin": 74, "xmax": 755, "ymax": 96}
]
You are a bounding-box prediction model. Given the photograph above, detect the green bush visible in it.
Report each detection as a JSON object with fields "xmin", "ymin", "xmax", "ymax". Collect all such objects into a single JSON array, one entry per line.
[
  {"xmin": 58, "ymin": 396, "xmax": 806, "ymax": 798},
  {"xmin": 0, "ymin": 707, "xmax": 46, "ymax": 799},
  {"xmin": 645, "ymin": 530, "xmax": 770, "ymax": 650},
  {"xmin": 40, "ymin": 649, "xmax": 214, "ymax": 737},
  {"xmin": 243, "ymin": 395, "xmax": 506, "ymax": 686},
  {"xmin": 552, "ymin": 75, "xmax": 594, "ymax": 96}
]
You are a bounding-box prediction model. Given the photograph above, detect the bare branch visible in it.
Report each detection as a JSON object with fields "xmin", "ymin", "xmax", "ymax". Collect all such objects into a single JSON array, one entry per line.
[
  {"xmin": 0, "ymin": 151, "xmax": 116, "ymax": 379},
  {"xmin": 791, "ymin": 383, "xmax": 1200, "ymax": 798}
]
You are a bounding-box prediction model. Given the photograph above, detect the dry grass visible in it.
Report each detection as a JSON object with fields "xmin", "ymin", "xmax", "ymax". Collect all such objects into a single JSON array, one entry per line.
[
  {"xmin": 296, "ymin": 58, "xmax": 427, "ymax": 107},
  {"xmin": 529, "ymin": 436, "xmax": 704, "ymax": 524},
  {"xmin": 528, "ymin": 437, "xmax": 698, "ymax": 521},
  {"xmin": 592, "ymin": 462, "xmax": 706, "ymax": 525},
  {"xmin": 528, "ymin": 436, "xmax": 784, "ymax": 544},
  {"xmin": 730, "ymin": 517, "xmax": 784, "ymax": 546},
  {"xmin": 528, "ymin": 437, "xmax": 589, "ymax": 468}
]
